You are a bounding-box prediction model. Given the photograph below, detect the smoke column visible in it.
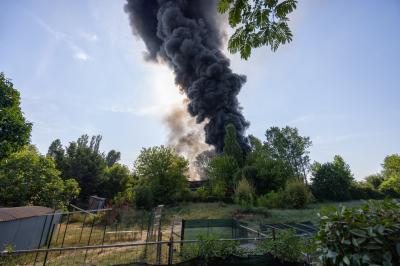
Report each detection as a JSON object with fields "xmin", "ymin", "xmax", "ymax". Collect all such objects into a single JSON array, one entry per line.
[
  {"xmin": 124, "ymin": 0, "xmax": 249, "ymax": 153},
  {"xmin": 163, "ymin": 104, "xmax": 211, "ymax": 180}
]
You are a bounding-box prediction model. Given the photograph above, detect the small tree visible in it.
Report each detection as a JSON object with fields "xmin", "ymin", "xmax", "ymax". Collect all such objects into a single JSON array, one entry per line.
[
  {"xmin": 364, "ymin": 174, "xmax": 384, "ymax": 189},
  {"xmin": 379, "ymin": 174, "xmax": 400, "ymax": 197},
  {"xmin": 311, "ymin": 155, "xmax": 354, "ymax": 201},
  {"xmin": 264, "ymin": 126, "xmax": 312, "ymax": 183},
  {"xmin": 0, "ymin": 146, "xmax": 80, "ymax": 208},
  {"xmin": 207, "ymin": 155, "xmax": 239, "ymax": 197},
  {"xmin": 234, "ymin": 178, "xmax": 255, "ymax": 208},
  {"xmin": 59, "ymin": 135, "xmax": 107, "ymax": 201},
  {"xmin": 100, "ymin": 163, "xmax": 133, "ymax": 200},
  {"xmin": 106, "ymin": 150, "xmax": 121, "ymax": 167},
  {"xmin": 223, "ymin": 123, "xmax": 244, "ymax": 166},
  {"xmin": 0, "ymin": 73, "xmax": 32, "ymax": 161},
  {"xmin": 47, "ymin": 139, "xmax": 65, "ymax": 171},
  {"xmin": 283, "ymin": 179, "xmax": 312, "ymax": 209},
  {"xmin": 134, "ymin": 146, "xmax": 189, "ymax": 205},
  {"xmin": 382, "ymin": 154, "xmax": 400, "ymax": 178}
]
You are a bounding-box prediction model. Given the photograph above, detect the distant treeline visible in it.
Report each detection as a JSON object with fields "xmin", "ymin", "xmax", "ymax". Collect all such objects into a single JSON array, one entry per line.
[{"xmin": 1, "ymin": 72, "xmax": 399, "ymax": 210}]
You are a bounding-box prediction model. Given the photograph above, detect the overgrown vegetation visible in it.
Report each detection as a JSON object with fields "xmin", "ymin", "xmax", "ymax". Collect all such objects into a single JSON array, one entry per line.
[{"xmin": 316, "ymin": 200, "xmax": 400, "ymax": 265}]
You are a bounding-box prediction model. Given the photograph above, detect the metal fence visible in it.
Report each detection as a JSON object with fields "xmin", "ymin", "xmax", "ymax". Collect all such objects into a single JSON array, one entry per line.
[
  {"xmin": 0, "ymin": 207, "xmax": 314, "ymax": 265},
  {"xmin": 0, "ymin": 236, "xmax": 270, "ymax": 266},
  {"xmin": 179, "ymin": 219, "xmax": 254, "ymax": 241}
]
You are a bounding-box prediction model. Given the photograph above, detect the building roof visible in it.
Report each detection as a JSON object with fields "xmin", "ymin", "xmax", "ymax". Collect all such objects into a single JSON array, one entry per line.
[{"xmin": 0, "ymin": 206, "xmax": 53, "ymax": 222}]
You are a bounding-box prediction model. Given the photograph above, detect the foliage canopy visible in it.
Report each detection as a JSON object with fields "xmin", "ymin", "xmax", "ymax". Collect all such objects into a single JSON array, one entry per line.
[
  {"xmin": 0, "ymin": 72, "xmax": 32, "ymax": 161},
  {"xmin": 218, "ymin": 0, "xmax": 297, "ymax": 59}
]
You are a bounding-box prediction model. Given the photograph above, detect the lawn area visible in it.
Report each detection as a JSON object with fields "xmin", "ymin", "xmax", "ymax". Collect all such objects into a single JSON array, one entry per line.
[{"xmin": 163, "ymin": 200, "xmax": 367, "ymax": 229}]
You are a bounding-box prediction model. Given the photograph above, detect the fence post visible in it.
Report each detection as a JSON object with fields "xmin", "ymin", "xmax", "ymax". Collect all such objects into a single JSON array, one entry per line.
[
  {"xmin": 180, "ymin": 220, "xmax": 185, "ymax": 247},
  {"xmin": 43, "ymin": 223, "xmax": 56, "ymax": 266},
  {"xmin": 60, "ymin": 212, "xmax": 70, "ymax": 253},
  {"xmin": 84, "ymin": 214, "xmax": 97, "ymax": 262},
  {"xmin": 34, "ymin": 215, "xmax": 49, "ymax": 265},
  {"xmin": 167, "ymin": 237, "xmax": 174, "ymax": 265},
  {"xmin": 272, "ymin": 228, "xmax": 277, "ymax": 254},
  {"xmin": 78, "ymin": 213, "xmax": 87, "ymax": 243}
]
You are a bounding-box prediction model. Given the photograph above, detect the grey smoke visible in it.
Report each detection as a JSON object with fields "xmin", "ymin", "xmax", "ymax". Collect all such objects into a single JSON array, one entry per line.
[
  {"xmin": 163, "ymin": 105, "xmax": 213, "ymax": 179},
  {"xmin": 124, "ymin": 0, "xmax": 249, "ymax": 153}
]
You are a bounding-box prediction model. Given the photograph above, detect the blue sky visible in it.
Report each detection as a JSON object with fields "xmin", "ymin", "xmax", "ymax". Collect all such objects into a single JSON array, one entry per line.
[{"xmin": 0, "ymin": 0, "xmax": 399, "ymax": 180}]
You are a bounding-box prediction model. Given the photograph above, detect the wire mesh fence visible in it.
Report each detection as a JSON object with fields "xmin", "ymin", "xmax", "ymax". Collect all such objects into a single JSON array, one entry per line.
[
  {"xmin": 1, "ymin": 206, "xmax": 314, "ymax": 265},
  {"xmin": 1, "ymin": 236, "xmax": 272, "ymax": 266}
]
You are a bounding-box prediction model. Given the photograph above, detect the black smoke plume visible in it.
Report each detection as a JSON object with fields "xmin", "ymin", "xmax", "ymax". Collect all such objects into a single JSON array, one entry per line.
[{"xmin": 124, "ymin": 0, "xmax": 249, "ymax": 152}]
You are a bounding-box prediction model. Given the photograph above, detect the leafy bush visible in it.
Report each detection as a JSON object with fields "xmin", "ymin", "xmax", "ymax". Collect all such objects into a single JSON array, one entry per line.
[
  {"xmin": 180, "ymin": 234, "xmax": 238, "ymax": 262},
  {"xmin": 311, "ymin": 155, "xmax": 354, "ymax": 201},
  {"xmin": 283, "ymin": 179, "xmax": 312, "ymax": 209},
  {"xmin": 257, "ymin": 180, "xmax": 312, "ymax": 209},
  {"xmin": 316, "ymin": 200, "xmax": 400, "ymax": 266},
  {"xmin": 257, "ymin": 190, "xmax": 284, "ymax": 209},
  {"xmin": 234, "ymin": 179, "xmax": 255, "ymax": 208},
  {"xmin": 134, "ymin": 146, "xmax": 189, "ymax": 205},
  {"xmin": 0, "ymin": 146, "xmax": 79, "ymax": 208},
  {"xmin": 195, "ymin": 186, "xmax": 209, "ymax": 202},
  {"xmin": 379, "ymin": 174, "xmax": 400, "ymax": 198},
  {"xmin": 208, "ymin": 155, "xmax": 239, "ymax": 197},
  {"xmin": 256, "ymin": 229, "xmax": 306, "ymax": 263},
  {"xmin": 365, "ymin": 174, "xmax": 384, "ymax": 189},
  {"xmin": 350, "ymin": 182, "xmax": 385, "ymax": 200},
  {"xmin": 134, "ymin": 185, "xmax": 154, "ymax": 210}
]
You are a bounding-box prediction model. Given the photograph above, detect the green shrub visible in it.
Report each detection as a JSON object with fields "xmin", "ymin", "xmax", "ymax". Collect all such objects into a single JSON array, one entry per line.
[
  {"xmin": 283, "ymin": 179, "xmax": 312, "ymax": 209},
  {"xmin": 350, "ymin": 182, "xmax": 384, "ymax": 200},
  {"xmin": 257, "ymin": 190, "xmax": 284, "ymax": 208},
  {"xmin": 180, "ymin": 234, "xmax": 238, "ymax": 261},
  {"xmin": 134, "ymin": 185, "xmax": 154, "ymax": 210},
  {"xmin": 311, "ymin": 155, "xmax": 353, "ymax": 201},
  {"xmin": 316, "ymin": 200, "xmax": 400, "ymax": 266},
  {"xmin": 256, "ymin": 229, "xmax": 306, "ymax": 262},
  {"xmin": 195, "ymin": 186, "xmax": 209, "ymax": 202},
  {"xmin": 379, "ymin": 174, "xmax": 400, "ymax": 198},
  {"xmin": 233, "ymin": 178, "xmax": 255, "ymax": 209}
]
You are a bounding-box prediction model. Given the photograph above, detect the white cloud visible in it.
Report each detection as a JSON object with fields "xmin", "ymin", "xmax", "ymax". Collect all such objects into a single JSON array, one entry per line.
[{"xmin": 74, "ymin": 51, "xmax": 90, "ymax": 61}]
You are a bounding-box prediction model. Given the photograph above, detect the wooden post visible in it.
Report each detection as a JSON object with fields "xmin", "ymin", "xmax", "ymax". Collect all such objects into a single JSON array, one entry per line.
[{"xmin": 167, "ymin": 237, "xmax": 174, "ymax": 265}]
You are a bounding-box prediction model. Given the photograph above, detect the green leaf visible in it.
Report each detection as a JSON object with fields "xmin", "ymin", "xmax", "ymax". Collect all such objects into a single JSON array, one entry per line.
[
  {"xmin": 349, "ymin": 229, "xmax": 367, "ymax": 238},
  {"xmin": 343, "ymin": 256, "xmax": 350, "ymax": 265}
]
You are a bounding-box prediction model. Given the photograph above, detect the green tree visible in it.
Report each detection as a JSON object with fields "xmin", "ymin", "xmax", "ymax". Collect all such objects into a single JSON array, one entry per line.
[
  {"xmin": 240, "ymin": 135, "xmax": 293, "ymax": 195},
  {"xmin": 364, "ymin": 174, "xmax": 384, "ymax": 189},
  {"xmin": 0, "ymin": 72, "xmax": 32, "ymax": 161},
  {"xmin": 207, "ymin": 155, "xmax": 239, "ymax": 197},
  {"xmin": 382, "ymin": 154, "xmax": 400, "ymax": 178},
  {"xmin": 100, "ymin": 163, "xmax": 133, "ymax": 200},
  {"xmin": 264, "ymin": 126, "xmax": 312, "ymax": 183},
  {"xmin": 0, "ymin": 146, "xmax": 79, "ymax": 208},
  {"xmin": 47, "ymin": 139, "xmax": 65, "ymax": 171},
  {"xmin": 134, "ymin": 146, "xmax": 189, "ymax": 205},
  {"xmin": 223, "ymin": 124, "xmax": 244, "ymax": 166},
  {"xmin": 218, "ymin": 0, "xmax": 297, "ymax": 59},
  {"xmin": 234, "ymin": 178, "xmax": 255, "ymax": 208},
  {"xmin": 311, "ymin": 155, "xmax": 354, "ymax": 201},
  {"xmin": 106, "ymin": 150, "xmax": 121, "ymax": 167},
  {"xmin": 62, "ymin": 135, "xmax": 107, "ymax": 201},
  {"xmin": 379, "ymin": 174, "xmax": 400, "ymax": 197}
]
